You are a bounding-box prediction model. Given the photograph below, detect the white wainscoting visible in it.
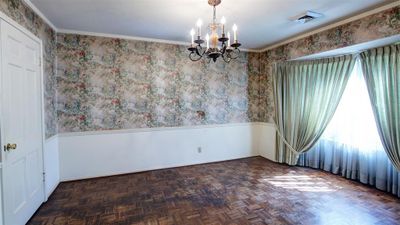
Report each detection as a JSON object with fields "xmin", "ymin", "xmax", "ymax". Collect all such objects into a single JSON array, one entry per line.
[
  {"xmin": 254, "ymin": 123, "xmax": 276, "ymax": 162},
  {"xmin": 58, "ymin": 123, "xmax": 268, "ymax": 181},
  {"xmin": 0, "ymin": 167, "xmax": 2, "ymax": 224},
  {"xmin": 43, "ymin": 135, "xmax": 60, "ymax": 199}
]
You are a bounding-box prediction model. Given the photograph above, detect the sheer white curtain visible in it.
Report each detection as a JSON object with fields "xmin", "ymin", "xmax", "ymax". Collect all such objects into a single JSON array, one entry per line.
[{"xmin": 298, "ymin": 59, "xmax": 400, "ymax": 197}]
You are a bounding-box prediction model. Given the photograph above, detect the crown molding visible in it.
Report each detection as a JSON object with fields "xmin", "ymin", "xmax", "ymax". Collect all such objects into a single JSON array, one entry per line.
[
  {"xmin": 57, "ymin": 29, "xmax": 256, "ymax": 52},
  {"xmin": 22, "ymin": 0, "xmax": 399, "ymax": 53},
  {"xmin": 259, "ymin": 1, "xmax": 400, "ymax": 52},
  {"xmin": 23, "ymin": 0, "xmax": 58, "ymax": 31},
  {"xmin": 58, "ymin": 29, "xmax": 190, "ymax": 46}
]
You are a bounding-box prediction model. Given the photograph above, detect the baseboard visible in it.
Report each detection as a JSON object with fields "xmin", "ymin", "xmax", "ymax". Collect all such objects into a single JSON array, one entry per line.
[{"xmin": 45, "ymin": 183, "xmax": 59, "ymax": 200}]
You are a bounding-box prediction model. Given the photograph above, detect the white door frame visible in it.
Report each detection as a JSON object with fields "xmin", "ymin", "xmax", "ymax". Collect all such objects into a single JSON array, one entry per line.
[{"xmin": 0, "ymin": 10, "xmax": 47, "ymax": 224}]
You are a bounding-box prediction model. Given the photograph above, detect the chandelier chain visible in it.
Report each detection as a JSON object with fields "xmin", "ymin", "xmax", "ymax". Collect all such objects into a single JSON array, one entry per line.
[{"xmin": 213, "ymin": 6, "xmax": 216, "ymax": 24}]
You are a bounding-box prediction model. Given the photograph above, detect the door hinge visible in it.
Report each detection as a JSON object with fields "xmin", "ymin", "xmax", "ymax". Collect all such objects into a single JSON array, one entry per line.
[{"xmin": 43, "ymin": 172, "xmax": 45, "ymax": 182}]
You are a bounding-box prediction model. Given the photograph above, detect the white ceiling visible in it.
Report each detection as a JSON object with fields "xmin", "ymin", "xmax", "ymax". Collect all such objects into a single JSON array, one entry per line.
[{"xmin": 28, "ymin": 0, "xmax": 395, "ymax": 50}]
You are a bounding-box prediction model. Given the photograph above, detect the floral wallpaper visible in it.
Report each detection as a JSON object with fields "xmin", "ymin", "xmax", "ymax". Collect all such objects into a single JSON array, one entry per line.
[
  {"xmin": 247, "ymin": 52, "xmax": 264, "ymax": 122},
  {"xmin": 0, "ymin": 0, "xmax": 57, "ymax": 138},
  {"xmin": 0, "ymin": 0, "xmax": 399, "ymax": 135},
  {"xmin": 255, "ymin": 6, "xmax": 400, "ymax": 123},
  {"xmin": 56, "ymin": 34, "xmax": 253, "ymax": 132}
]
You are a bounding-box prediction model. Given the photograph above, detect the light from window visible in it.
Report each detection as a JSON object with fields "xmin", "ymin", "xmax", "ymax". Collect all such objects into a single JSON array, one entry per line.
[
  {"xmin": 263, "ymin": 175, "xmax": 341, "ymax": 192},
  {"xmin": 321, "ymin": 60, "xmax": 383, "ymax": 153}
]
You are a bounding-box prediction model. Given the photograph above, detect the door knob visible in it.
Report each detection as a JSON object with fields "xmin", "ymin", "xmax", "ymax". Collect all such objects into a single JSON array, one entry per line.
[{"xmin": 4, "ymin": 143, "xmax": 17, "ymax": 151}]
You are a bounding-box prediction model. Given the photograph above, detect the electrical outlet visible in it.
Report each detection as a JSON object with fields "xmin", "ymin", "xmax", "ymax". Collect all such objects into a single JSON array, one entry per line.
[{"xmin": 197, "ymin": 147, "xmax": 202, "ymax": 153}]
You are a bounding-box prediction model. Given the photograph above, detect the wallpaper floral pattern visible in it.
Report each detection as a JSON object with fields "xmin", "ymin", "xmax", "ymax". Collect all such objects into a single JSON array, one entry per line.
[
  {"xmin": 247, "ymin": 52, "xmax": 265, "ymax": 122},
  {"xmin": 0, "ymin": 0, "xmax": 399, "ymax": 135},
  {"xmin": 255, "ymin": 6, "xmax": 400, "ymax": 123},
  {"xmin": 0, "ymin": 0, "xmax": 57, "ymax": 138},
  {"xmin": 56, "ymin": 34, "xmax": 253, "ymax": 132}
]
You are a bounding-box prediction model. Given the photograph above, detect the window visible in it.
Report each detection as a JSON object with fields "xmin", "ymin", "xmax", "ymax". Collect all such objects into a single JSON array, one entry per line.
[
  {"xmin": 300, "ymin": 57, "xmax": 399, "ymax": 198},
  {"xmin": 320, "ymin": 60, "xmax": 383, "ymax": 153}
]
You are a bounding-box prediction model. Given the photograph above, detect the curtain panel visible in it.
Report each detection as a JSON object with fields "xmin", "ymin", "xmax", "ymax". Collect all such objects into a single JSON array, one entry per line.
[
  {"xmin": 298, "ymin": 60, "xmax": 400, "ymax": 197},
  {"xmin": 299, "ymin": 139, "xmax": 400, "ymax": 197},
  {"xmin": 273, "ymin": 55, "xmax": 356, "ymax": 165},
  {"xmin": 360, "ymin": 44, "xmax": 400, "ymax": 171}
]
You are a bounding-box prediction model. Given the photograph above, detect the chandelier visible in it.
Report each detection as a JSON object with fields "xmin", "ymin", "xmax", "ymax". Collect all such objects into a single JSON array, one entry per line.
[{"xmin": 187, "ymin": 0, "xmax": 241, "ymax": 63}]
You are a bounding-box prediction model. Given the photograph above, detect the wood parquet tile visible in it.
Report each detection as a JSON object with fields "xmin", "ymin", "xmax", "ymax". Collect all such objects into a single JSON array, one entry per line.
[{"xmin": 27, "ymin": 157, "xmax": 400, "ymax": 225}]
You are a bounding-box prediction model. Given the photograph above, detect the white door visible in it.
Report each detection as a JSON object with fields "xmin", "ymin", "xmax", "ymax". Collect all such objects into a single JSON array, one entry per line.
[{"xmin": 0, "ymin": 20, "xmax": 44, "ymax": 225}]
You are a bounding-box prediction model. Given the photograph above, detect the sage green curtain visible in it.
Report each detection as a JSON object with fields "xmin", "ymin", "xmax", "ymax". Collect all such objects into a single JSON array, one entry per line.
[
  {"xmin": 360, "ymin": 44, "xmax": 400, "ymax": 171},
  {"xmin": 274, "ymin": 55, "xmax": 356, "ymax": 165}
]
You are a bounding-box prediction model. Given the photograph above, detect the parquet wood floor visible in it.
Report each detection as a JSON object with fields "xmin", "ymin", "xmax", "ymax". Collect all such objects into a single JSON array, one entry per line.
[{"xmin": 28, "ymin": 157, "xmax": 400, "ymax": 225}]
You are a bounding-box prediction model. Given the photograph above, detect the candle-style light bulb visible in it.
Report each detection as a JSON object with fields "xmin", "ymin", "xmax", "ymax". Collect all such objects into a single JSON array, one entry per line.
[
  {"xmin": 190, "ymin": 29, "xmax": 195, "ymax": 46},
  {"xmin": 221, "ymin": 16, "xmax": 226, "ymax": 34},
  {"xmin": 212, "ymin": 32, "xmax": 218, "ymax": 48},
  {"xmin": 196, "ymin": 19, "xmax": 203, "ymax": 37},
  {"xmin": 227, "ymin": 32, "xmax": 231, "ymax": 47},
  {"xmin": 205, "ymin": 33, "xmax": 210, "ymax": 49},
  {"xmin": 232, "ymin": 24, "xmax": 238, "ymax": 42}
]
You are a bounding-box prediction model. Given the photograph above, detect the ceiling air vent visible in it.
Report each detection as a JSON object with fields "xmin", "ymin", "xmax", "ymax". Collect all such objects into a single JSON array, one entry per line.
[{"xmin": 293, "ymin": 11, "xmax": 323, "ymax": 24}]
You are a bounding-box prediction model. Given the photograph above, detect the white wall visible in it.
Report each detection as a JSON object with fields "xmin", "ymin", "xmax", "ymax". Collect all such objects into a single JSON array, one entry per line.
[
  {"xmin": 255, "ymin": 123, "xmax": 276, "ymax": 161},
  {"xmin": 58, "ymin": 123, "xmax": 262, "ymax": 181},
  {"xmin": 43, "ymin": 136, "xmax": 60, "ymax": 199},
  {"xmin": 42, "ymin": 122, "xmax": 276, "ymax": 183},
  {"xmin": 0, "ymin": 168, "xmax": 2, "ymax": 225}
]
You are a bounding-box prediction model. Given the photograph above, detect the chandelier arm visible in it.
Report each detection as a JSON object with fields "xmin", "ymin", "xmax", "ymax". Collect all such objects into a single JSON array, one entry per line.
[
  {"xmin": 222, "ymin": 53, "xmax": 231, "ymax": 63},
  {"xmin": 220, "ymin": 44, "xmax": 227, "ymax": 54},
  {"xmin": 229, "ymin": 48, "xmax": 240, "ymax": 59},
  {"xmin": 189, "ymin": 51, "xmax": 202, "ymax": 61},
  {"xmin": 195, "ymin": 46, "xmax": 201, "ymax": 56},
  {"xmin": 222, "ymin": 48, "xmax": 232, "ymax": 63},
  {"xmin": 196, "ymin": 45, "xmax": 207, "ymax": 56}
]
